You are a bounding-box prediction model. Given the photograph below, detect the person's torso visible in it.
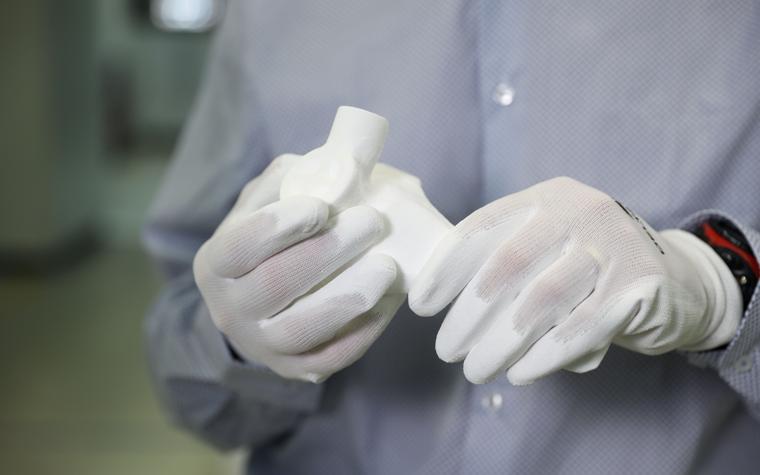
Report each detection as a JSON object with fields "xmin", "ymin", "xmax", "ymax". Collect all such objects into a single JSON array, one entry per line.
[{"xmin": 231, "ymin": 1, "xmax": 760, "ymax": 473}]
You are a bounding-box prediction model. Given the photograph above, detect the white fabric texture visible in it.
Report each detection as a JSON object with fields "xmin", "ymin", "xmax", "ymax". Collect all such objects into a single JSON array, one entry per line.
[
  {"xmin": 194, "ymin": 154, "xmax": 404, "ymax": 382},
  {"xmin": 409, "ymin": 177, "xmax": 743, "ymax": 385}
]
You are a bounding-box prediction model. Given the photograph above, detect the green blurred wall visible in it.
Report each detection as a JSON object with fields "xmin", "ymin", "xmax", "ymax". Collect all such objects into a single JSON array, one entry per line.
[
  {"xmin": 0, "ymin": 0, "xmax": 100, "ymax": 253},
  {"xmin": 0, "ymin": 0, "xmax": 210, "ymax": 259}
]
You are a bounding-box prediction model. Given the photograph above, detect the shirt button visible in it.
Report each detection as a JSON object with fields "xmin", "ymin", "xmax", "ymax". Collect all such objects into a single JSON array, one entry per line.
[
  {"xmin": 733, "ymin": 354, "xmax": 753, "ymax": 373},
  {"xmin": 492, "ymin": 83, "xmax": 515, "ymax": 106},
  {"xmin": 481, "ymin": 392, "xmax": 503, "ymax": 411}
]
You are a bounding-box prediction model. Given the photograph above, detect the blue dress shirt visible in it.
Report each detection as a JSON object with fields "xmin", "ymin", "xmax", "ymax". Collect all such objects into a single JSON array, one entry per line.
[{"xmin": 144, "ymin": 1, "xmax": 760, "ymax": 473}]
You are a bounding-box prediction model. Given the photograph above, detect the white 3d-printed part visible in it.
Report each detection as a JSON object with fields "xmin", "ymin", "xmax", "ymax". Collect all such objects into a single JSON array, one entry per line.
[{"xmin": 280, "ymin": 106, "xmax": 453, "ymax": 292}]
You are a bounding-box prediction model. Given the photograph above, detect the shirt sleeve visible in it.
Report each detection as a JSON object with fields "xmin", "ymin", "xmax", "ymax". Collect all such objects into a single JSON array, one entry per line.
[
  {"xmin": 142, "ymin": 1, "xmax": 323, "ymax": 450},
  {"xmin": 144, "ymin": 272, "xmax": 323, "ymax": 450},
  {"xmin": 680, "ymin": 210, "xmax": 760, "ymax": 420}
]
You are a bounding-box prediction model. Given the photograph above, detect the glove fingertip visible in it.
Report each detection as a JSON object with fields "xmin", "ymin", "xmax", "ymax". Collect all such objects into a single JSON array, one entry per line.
[
  {"xmin": 366, "ymin": 253, "xmax": 398, "ymax": 277},
  {"xmin": 505, "ymin": 356, "xmax": 539, "ymax": 386},
  {"xmin": 336, "ymin": 205, "xmax": 386, "ymax": 242},
  {"xmin": 408, "ymin": 279, "xmax": 447, "ymax": 317},
  {"xmin": 434, "ymin": 333, "xmax": 466, "ymax": 363},
  {"xmin": 295, "ymin": 195, "xmax": 330, "ymax": 235},
  {"xmin": 462, "ymin": 358, "xmax": 493, "ymax": 385},
  {"xmin": 408, "ymin": 296, "xmax": 436, "ymax": 317},
  {"xmin": 507, "ymin": 374, "xmax": 536, "ymax": 387},
  {"xmin": 305, "ymin": 372, "xmax": 328, "ymax": 384}
]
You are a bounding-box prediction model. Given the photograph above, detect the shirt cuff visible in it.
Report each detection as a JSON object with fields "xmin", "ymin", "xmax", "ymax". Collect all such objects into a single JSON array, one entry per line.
[
  {"xmin": 192, "ymin": 299, "xmax": 324, "ymax": 413},
  {"xmin": 678, "ymin": 210, "xmax": 759, "ymax": 406}
]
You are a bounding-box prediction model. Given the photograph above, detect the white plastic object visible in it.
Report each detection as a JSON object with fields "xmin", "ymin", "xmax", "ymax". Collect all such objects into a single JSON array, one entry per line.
[{"xmin": 280, "ymin": 106, "xmax": 453, "ymax": 291}]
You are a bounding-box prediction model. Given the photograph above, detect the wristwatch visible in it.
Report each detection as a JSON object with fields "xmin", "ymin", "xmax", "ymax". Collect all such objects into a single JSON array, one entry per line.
[{"xmin": 694, "ymin": 217, "xmax": 759, "ymax": 310}]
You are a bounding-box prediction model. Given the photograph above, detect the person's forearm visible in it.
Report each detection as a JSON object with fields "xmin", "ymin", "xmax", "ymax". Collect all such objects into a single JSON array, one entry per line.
[{"xmin": 145, "ymin": 271, "xmax": 323, "ymax": 450}]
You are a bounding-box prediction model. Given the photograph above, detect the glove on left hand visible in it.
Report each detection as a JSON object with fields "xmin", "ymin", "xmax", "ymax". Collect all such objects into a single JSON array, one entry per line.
[{"xmin": 410, "ymin": 177, "xmax": 742, "ymax": 385}]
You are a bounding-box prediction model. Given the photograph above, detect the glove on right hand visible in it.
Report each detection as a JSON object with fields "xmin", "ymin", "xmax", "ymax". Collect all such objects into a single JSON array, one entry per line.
[{"xmin": 194, "ymin": 154, "xmax": 404, "ymax": 383}]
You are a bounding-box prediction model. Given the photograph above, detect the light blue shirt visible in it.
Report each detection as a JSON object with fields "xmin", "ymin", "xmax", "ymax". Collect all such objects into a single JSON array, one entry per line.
[{"xmin": 144, "ymin": 1, "xmax": 760, "ymax": 473}]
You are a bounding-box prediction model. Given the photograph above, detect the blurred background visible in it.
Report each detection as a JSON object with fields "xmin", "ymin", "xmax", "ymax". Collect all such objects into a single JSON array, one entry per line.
[{"xmin": 0, "ymin": 0, "xmax": 239, "ymax": 473}]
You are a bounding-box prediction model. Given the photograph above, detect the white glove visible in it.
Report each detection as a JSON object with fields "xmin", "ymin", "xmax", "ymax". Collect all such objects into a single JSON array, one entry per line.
[
  {"xmin": 194, "ymin": 154, "xmax": 404, "ymax": 383},
  {"xmin": 409, "ymin": 177, "xmax": 743, "ymax": 385}
]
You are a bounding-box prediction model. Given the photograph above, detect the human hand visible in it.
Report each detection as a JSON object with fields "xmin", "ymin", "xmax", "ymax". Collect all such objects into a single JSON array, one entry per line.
[
  {"xmin": 409, "ymin": 177, "xmax": 742, "ymax": 385},
  {"xmin": 194, "ymin": 154, "xmax": 403, "ymax": 383}
]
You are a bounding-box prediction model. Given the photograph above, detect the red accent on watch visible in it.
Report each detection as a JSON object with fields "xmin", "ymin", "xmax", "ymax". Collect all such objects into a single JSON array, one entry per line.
[{"xmin": 701, "ymin": 223, "xmax": 760, "ymax": 278}]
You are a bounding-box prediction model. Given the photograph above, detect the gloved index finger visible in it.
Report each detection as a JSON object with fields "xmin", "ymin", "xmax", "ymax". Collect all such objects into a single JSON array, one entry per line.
[
  {"xmin": 230, "ymin": 153, "xmax": 302, "ymax": 215},
  {"xmin": 409, "ymin": 195, "xmax": 534, "ymax": 317},
  {"xmin": 207, "ymin": 195, "xmax": 329, "ymax": 278}
]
